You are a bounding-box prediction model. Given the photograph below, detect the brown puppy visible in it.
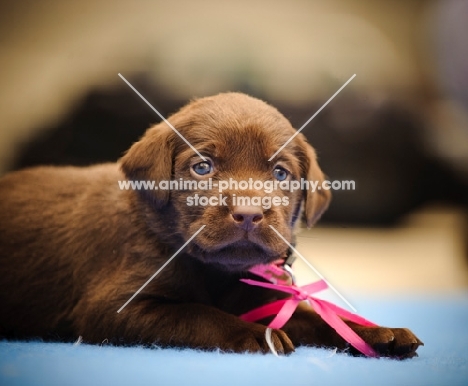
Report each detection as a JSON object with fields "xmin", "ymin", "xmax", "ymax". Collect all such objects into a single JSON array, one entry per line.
[{"xmin": 0, "ymin": 93, "xmax": 422, "ymax": 357}]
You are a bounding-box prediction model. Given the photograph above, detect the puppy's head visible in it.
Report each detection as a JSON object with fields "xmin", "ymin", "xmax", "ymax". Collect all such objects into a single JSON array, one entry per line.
[{"xmin": 121, "ymin": 93, "xmax": 330, "ymax": 271}]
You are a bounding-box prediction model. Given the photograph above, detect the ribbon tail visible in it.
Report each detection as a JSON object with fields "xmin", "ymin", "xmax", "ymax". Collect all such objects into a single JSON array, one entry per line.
[
  {"xmin": 240, "ymin": 299, "xmax": 288, "ymax": 323},
  {"xmin": 301, "ymin": 279, "xmax": 329, "ymax": 294},
  {"xmin": 268, "ymin": 299, "xmax": 300, "ymax": 329},
  {"xmin": 317, "ymin": 299, "xmax": 378, "ymax": 327},
  {"xmin": 309, "ymin": 298, "xmax": 378, "ymax": 358}
]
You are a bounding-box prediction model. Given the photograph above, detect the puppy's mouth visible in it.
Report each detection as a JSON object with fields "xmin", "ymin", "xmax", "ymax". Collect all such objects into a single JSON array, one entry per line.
[{"xmin": 188, "ymin": 239, "xmax": 286, "ymax": 272}]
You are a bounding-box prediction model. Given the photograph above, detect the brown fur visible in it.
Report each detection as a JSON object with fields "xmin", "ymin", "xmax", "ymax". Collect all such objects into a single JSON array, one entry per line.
[{"xmin": 0, "ymin": 93, "xmax": 422, "ymax": 357}]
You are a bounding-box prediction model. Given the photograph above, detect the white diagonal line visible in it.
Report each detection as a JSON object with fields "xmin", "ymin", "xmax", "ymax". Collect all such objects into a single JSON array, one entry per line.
[
  {"xmin": 268, "ymin": 74, "xmax": 356, "ymax": 161},
  {"xmin": 269, "ymin": 225, "xmax": 357, "ymax": 312},
  {"xmin": 117, "ymin": 225, "xmax": 206, "ymax": 313},
  {"xmin": 118, "ymin": 73, "xmax": 206, "ymax": 161}
]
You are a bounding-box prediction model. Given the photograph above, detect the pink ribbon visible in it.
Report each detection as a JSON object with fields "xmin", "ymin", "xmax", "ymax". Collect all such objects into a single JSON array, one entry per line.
[{"xmin": 239, "ymin": 264, "xmax": 379, "ymax": 357}]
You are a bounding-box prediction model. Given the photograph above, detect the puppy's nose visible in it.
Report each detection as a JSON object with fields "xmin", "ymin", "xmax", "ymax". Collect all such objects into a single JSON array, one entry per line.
[{"xmin": 231, "ymin": 205, "xmax": 264, "ymax": 231}]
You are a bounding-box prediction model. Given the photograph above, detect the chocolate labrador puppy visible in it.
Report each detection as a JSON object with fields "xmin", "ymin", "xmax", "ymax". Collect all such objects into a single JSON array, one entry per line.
[{"xmin": 0, "ymin": 93, "xmax": 422, "ymax": 357}]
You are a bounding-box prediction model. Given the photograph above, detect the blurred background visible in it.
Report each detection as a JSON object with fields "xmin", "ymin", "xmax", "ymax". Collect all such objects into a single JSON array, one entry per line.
[{"xmin": 0, "ymin": 0, "xmax": 467, "ymax": 296}]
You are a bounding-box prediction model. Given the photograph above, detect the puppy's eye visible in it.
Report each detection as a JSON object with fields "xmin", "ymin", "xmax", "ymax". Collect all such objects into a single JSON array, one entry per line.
[
  {"xmin": 192, "ymin": 161, "xmax": 213, "ymax": 176},
  {"xmin": 273, "ymin": 166, "xmax": 289, "ymax": 181}
]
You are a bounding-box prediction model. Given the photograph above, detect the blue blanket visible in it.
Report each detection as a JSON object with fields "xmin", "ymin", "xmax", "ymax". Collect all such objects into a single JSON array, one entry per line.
[{"xmin": 1, "ymin": 294, "xmax": 467, "ymax": 386}]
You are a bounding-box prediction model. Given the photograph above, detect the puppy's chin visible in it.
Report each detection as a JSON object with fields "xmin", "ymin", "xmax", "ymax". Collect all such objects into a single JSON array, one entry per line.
[{"xmin": 188, "ymin": 240, "xmax": 286, "ymax": 272}]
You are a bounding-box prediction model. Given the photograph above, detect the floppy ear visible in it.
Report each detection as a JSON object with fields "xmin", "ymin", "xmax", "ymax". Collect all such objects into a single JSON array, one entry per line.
[
  {"xmin": 120, "ymin": 123, "xmax": 174, "ymax": 206},
  {"xmin": 297, "ymin": 135, "xmax": 332, "ymax": 228}
]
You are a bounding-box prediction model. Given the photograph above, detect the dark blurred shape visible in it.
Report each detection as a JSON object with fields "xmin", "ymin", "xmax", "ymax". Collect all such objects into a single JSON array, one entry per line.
[
  {"xmin": 283, "ymin": 96, "xmax": 468, "ymax": 226},
  {"xmin": 14, "ymin": 74, "xmax": 186, "ymax": 169},
  {"xmin": 11, "ymin": 75, "xmax": 468, "ymax": 226}
]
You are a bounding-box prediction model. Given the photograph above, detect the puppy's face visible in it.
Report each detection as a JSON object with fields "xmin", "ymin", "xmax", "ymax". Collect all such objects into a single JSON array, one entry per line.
[{"xmin": 121, "ymin": 93, "xmax": 330, "ymax": 271}]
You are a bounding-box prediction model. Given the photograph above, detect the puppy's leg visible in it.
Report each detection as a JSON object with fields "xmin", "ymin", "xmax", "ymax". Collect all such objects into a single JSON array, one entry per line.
[
  {"xmin": 71, "ymin": 290, "xmax": 294, "ymax": 354},
  {"xmin": 281, "ymin": 302, "xmax": 423, "ymax": 358}
]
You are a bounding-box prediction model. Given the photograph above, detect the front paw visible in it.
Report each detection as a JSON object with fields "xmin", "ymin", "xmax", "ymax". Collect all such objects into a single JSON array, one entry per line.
[
  {"xmin": 351, "ymin": 325, "xmax": 423, "ymax": 359},
  {"xmin": 223, "ymin": 324, "xmax": 295, "ymax": 355}
]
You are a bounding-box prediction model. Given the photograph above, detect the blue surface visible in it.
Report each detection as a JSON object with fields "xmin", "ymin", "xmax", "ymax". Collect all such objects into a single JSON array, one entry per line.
[{"xmin": 1, "ymin": 294, "xmax": 467, "ymax": 386}]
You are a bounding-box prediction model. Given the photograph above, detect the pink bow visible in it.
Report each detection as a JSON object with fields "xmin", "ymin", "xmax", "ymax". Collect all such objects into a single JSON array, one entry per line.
[{"xmin": 239, "ymin": 264, "xmax": 379, "ymax": 357}]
